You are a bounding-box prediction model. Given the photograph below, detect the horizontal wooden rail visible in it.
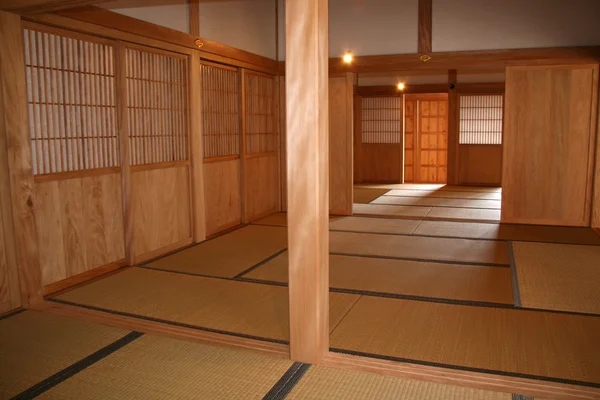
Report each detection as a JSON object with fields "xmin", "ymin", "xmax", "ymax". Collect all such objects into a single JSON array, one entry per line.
[
  {"xmin": 34, "ymin": 167, "xmax": 121, "ymax": 183},
  {"xmin": 130, "ymin": 160, "xmax": 189, "ymax": 173},
  {"xmin": 244, "ymin": 151, "xmax": 278, "ymax": 159},
  {"xmin": 203, "ymin": 155, "xmax": 240, "ymax": 164}
]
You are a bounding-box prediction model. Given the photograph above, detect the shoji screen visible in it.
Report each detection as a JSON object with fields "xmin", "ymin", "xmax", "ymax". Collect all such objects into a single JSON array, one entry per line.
[
  {"xmin": 125, "ymin": 45, "xmax": 192, "ymax": 261},
  {"xmin": 23, "ymin": 23, "xmax": 125, "ymax": 289},
  {"xmin": 355, "ymin": 96, "xmax": 403, "ymax": 183},
  {"xmin": 201, "ymin": 61, "xmax": 242, "ymax": 235},
  {"xmin": 242, "ymin": 70, "xmax": 278, "ymax": 221}
]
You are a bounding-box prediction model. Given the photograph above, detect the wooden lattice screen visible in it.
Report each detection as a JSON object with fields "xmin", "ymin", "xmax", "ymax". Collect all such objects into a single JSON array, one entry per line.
[
  {"xmin": 361, "ymin": 97, "xmax": 402, "ymax": 143},
  {"xmin": 24, "ymin": 27, "xmax": 118, "ymax": 176},
  {"xmin": 459, "ymin": 94, "xmax": 504, "ymax": 145},
  {"xmin": 126, "ymin": 47, "xmax": 188, "ymax": 165},
  {"xmin": 244, "ymin": 72, "xmax": 276, "ymax": 154},
  {"xmin": 201, "ymin": 62, "xmax": 239, "ymax": 158}
]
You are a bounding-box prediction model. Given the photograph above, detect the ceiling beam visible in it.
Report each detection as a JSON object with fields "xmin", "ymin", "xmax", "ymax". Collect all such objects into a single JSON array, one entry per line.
[
  {"xmin": 418, "ymin": 0, "xmax": 432, "ymax": 54},
  {"xmin": 0, "ymin": 0, "xmax": 107, "ymax": 14}
]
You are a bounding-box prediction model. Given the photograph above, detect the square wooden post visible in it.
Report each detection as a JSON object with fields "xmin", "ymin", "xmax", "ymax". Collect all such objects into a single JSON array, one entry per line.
[{"xmin": 286, "ymin": 0, "xmax": 330, "ymax": 364}]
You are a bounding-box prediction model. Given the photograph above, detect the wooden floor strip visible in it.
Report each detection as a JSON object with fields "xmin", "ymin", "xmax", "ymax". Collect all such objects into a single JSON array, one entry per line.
[
  {"xmin": 53, "ymin": 268, "xmax": 359, "ymax": 343},
  {"xmin": 512, "ymin": 242, "xmax": 600, "ymax": 315},
  {"xmin": 329, "ymin": 296, "xmax": 600, "ymax": 387},
  {"xmin": 145, "ymin": 225, "xmax": 287, "ymax": 278},
  {"xmin": 244, "ymin": 252, "xmax": 513, "ymax": 305}
]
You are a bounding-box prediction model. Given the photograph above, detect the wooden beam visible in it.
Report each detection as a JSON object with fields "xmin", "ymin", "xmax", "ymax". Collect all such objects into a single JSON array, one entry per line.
[
  {"xmin": 286, "ymin": 0, "xmax": 329, "ymax": 364},
  {"xmin": 418, "ymin": 0, "xmax": 432, "ymax": 54},
  {"xmin": 188, "ymin": 0, "xmax": 200, "ymax": 37},
  {"xmin": 189, "ymin": 53, "xmax": 206, "ymax": 243},
  {"xmin": 0, "ymin": 10, "xmax": 43, "ymax": 306},
  {"xmin": 447, "ymin": 69, "xmax": 459, "ymax": 185},
  {"xmin": 356, "ymin": 82, "xmax": 504, "ymax": 97},
  {"xmin": 0, "ymin": 0, "xmax": 105, "ymax": 14}
]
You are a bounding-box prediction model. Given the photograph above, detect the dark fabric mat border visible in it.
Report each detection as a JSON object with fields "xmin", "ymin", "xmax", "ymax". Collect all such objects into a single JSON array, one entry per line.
[
  {"xmin": 12, "ymin": 331, "xmax": 143, "ymax": 399},
  {"xmin": 0, "ymin": 308, "xmax": 25, "ymax": 322},
  {"xmin": 329, "ymin": 348, "xmax": 600, "ymax": 389},
  {"xmin": 330, "ymin": 251, "xmax": 510, "ymax": 268},
  {"xmin": 508, "ymin": 242, "xmax": 522, "ymax": 307},
  {"xmin": 263, "ymin": 362, "xmax": 310, "ymax": 400},
  {"xmin": 48, "ymin": 298, "xmax": 289, "ymax": 345}
]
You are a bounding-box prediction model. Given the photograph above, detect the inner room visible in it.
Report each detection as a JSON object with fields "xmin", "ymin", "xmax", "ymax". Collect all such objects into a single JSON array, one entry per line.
[{"xmin": 0, "ymin": 0, "xmax": 599, "ymax": 399}]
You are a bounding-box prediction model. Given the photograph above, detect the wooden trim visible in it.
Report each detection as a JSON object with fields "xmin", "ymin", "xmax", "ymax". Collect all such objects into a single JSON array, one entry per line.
[
  {"xmin": 200, "ymin": 51, "xmax": 276, "ymax": 76},
  {"xmin": 206, "ymin": 220, "xmax": 243, "ymax": 238},
  {"xmin": 357, "ymin": 84, "xmax": 448, "ymax": 96},
  {"xmin": 0, "ymin": 10, "xmax": 43, "ymax": 306},
  {"xmin": 34, "ymin": 300, "xmax": 290, "ymax": 359},
  {"xmin": 43, "ymin": 260, "xmax": 127, "ymax": 297},
  {"xmin": 33, "ymin": 167, "xmax": 121, "ymax": 183},
  {"xmin": 203, "ymin": 155, "xmax": 240, "ymax": 164},
  {"xmin": 286, "ymin": 0, "xmax": 330, "ymax": 364},
  {"xmin": 342, "ymin": 72, "xmax": 355, "ymax": 215},
  {"xmin": 130, "ymin": 161, "xmax": 190, "ymax": 173},
  {"xmin": 54, "ymin": 6, "xmax": 279, "ymax": 73},
  {"xmin": 0, "ymin": 0, "xmax": 104, "ymax": 14},
  {"xmin": 246, "ymin": 208, "xmax": 278, "ymax": 224},
  {"xmin": 240, "ymin": 69, "xmax": 248, "ymax": 224},
  {"xmin": 190, "ymin": 52, "xmax": 206, "ymax": 243},
  {"xmin": 353, "ymin": 93, "xmax": 362, "ymax": 183},
  {"xmin": 593, "ymin": 71, "xmax": 600, "ymax": 229},
  {"xmin": 200, "ymin": 59, "xmax": 238, "ymax": 72},
  {"xmin": 417, "ymin": 0, "xmax": 432, "ymax": 54},
  {"xmin": 447, "ymin": 70, "xmax": 459, "ymax": 185},
  {"xmin": 124, "ymin": 41, "xmax": 188, "ymax": 60},
  {"xmin": 23, "ymin": 20, "xmax": 114, "ymax": 45},
  {"xmin": 322, "ymin": 352, "xmax": 600, "ymax": 400},
  {"xmin": 329, "ymin": 46, "xmax": 600, "ymax": 74},
  {"xmin": 587, "ymin": 66, "xmax": 599, "ymax": 228},
  {"xmin": 134, "ymin": 237, "xmax": 193, "ymax": 265},
  {"xmin": 457, "ymin": 82, "xmax": 505, "ymax": 94},
  {"xmin": 244, "ymin": 151, "xmax": 278, "ymax": 159},
  {"xmin": 188, "ymin": 0, "xmax": 199, "ymax": 37}
]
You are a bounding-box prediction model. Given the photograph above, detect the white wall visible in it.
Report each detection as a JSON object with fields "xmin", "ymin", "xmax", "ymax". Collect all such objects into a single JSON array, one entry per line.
[
  {"xmin": 98, "ymin": 0, "xmax": 189, "ymax": 33},
  {"xmin": 432, "ymin": 0, "xmax": 600, "ymax": 52},
  {"xmin": 200, "ymin": 0, "xmax": 277, "ymax": 59}
]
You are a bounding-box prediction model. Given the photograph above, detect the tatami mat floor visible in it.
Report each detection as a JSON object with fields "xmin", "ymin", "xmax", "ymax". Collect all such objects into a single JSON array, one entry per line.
[{"xmin": 0, "ymin": 311, "xmax": 539, "ymax": 399}]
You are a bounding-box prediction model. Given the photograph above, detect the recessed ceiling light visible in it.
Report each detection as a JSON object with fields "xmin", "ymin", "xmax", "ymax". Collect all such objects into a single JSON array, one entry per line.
[
  {"xmin": 397, "ymin": 82, "xmax": 406, "ymax": 91},
  {"xmin": 343, "ymin": 53, "xmax": 353, "ymax": 64}
]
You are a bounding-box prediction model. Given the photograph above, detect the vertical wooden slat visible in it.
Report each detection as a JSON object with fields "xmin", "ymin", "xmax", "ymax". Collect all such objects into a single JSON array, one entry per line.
[
  {"xmin": 190, "ymin": 53, "xmax": 205, "ymax": 242},
  {"xmin": 447, "ymin": 69, "xmax": 458, "ymax": 185}
]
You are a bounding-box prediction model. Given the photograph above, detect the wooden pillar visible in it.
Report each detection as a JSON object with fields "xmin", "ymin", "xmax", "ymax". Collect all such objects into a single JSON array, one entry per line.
[
  {"xmin": 286, "ymin": 0, "xmax": 329, "ymax": 364},
  {"xmin": 0, "ymin": 11, "xmax": 43, "ymax": 306},
  {"xmin": 188, "ymin": 0, "xmax": 200, "ymax": 37},
  {"xmin": 189, "ymin": 53, "xmax": 206, "ymax": 242},
  {"xmin": 418, "ymin": 0, "xmax": 432, "ymax": 54},
  {"xmin": 447, "ymin": 69, "xmax": 458, "ymax": 185}
]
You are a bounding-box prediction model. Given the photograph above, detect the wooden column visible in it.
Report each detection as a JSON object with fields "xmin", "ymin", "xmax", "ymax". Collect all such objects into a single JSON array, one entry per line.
[
  {"xmin": 286, "ymin": 0, "xmax": 329, "ymax": 364},
  {"xmin": 189, "ymin": 53, "xmax": 206, "ymax": 242},
  {"xmin": 0, "ymin": 10, "xmax": 43, "ymax": 306},
  {"xmin": 418, "ymin": 0, "xmax": 432, "ymax": 54},
  {"xmin": 446, "ymin": 69, "xmax": 458, "ymax": 185},
  {"xmin": 188, "ymin": 0, "xmax": 200, "ymax": 37}
]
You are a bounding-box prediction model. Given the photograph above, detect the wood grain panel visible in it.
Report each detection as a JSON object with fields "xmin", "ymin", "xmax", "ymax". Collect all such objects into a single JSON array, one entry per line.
[
  {"xmin": 34, "ymin": 173, "xmax": 125, "ymax": 286},
  {"xmin": 244, "ymin": 155, "xmax": 278, "ymax": 222},
  {"xmin": 458, "ymin": 145, "xmax": 502, "ymax": 186},
  {"xmin": 204, "ymin": 159, "xmax": 241, "ymax": 236},
  {"xmin": 502, "ymin": 65, "xmax": 598, "ymax": 226},
  {"xmin": 132, "ymin": 165, "xmax": 191, "ymax": 260},
  {"xmin": 417, "ymin": 0, "xmax": 432, "ymax": 54},
  {"xmin": 359, "ymin": 144, "xmax": 402, "ymax": 183},
  {"xmin": 418, "ymin": 96, "xmax": 448, "ymax": 183},
  {"xmin": 404, "ymin": 98, "xmax": 416, "ymax": 182}
]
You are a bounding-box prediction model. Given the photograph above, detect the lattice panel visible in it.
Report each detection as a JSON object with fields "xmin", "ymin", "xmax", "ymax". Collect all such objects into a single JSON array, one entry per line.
[
  {"xmin": 459, "ymin": 95, "xmax": 504, "ymax": 145},
  {"xmin": 361, "ymin": 97, "xmax": 402, "ymax": 144},
  {"xmin": 201, "ymin": 63, "xmax": 239, "ymax": 158},
  {"xmin": 244, "ymin": 73, "xmax": 276, "ymax": 154},
  {"xmin": 24, "ymin": 28, "xmax": 118, "ymax": 175},
  {"xmin": 126, "ymin": 48, "xmax": 188, "ymax": 165}
]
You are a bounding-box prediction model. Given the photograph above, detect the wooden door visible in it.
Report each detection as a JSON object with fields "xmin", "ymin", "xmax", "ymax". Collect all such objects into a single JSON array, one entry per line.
[
  {"xmin": 502, "ymin": 65, "xmax": 598, "ymax": 226},
  {"xmin": 404, "ymin": 94, "xmax": 448, "ymax": 183}
]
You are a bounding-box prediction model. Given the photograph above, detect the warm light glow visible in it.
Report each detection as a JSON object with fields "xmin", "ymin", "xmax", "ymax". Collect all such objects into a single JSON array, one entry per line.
[
  {"xmin": 397, "ymin": 82, "xmax": 406, "ymax": 91},
  {"xmin": 343, "ymin": 53, "xmax": 353, "ymax": 64}
]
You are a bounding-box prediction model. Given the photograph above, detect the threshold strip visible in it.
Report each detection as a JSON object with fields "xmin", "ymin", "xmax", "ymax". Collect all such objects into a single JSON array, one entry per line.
[
  {"xmin": 508, "ymin": 242, "xmax": 523, "ymax": 307},
  {"xmin": 263, "ymin": 362, "xmax": 310, "ymax": 400},
  {"xmin": 0, "ymin": 308, "xmax": 25, "ymax": 321},
  {"xmin": 12, "ymin": 331, "xmax": 143, "ymax": 399},
  {"xmin": 329, "ymin": 348, "xmax": 600, "ymax": 389}
]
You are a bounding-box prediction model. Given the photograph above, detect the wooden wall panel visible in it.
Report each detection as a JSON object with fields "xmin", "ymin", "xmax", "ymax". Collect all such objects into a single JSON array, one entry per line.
[
  {"xmin": 244, "ymin": 155, "xmax": 278, "ymax": 221},
  {"xmin": 278, "ymin": 76, "xmax": 287, "ymax": 212},
  {"xmin": 503, "ymin": 65, "xmax": 598, "ymax": 226},
  {"xmin": 594, "ymin": 81, "xmax": 600, "ymax": 229},
  {"xmin": 34, "ymin": 173, "xmax": 125, "ymax": 286},
  {"xmin": 360, "ymin": 144, "xmax": 403, "ymax": 183},
  {"xmin": 132, "ymin": 166, "xmax": 191, "ymax": 261},
  {"xmin": 328, "ymin": 73, "xmax": 354, "ymax": 215},
  {"xmin": 458, "ymin": 145, "xmax": 502, "ymax": 186},
  {"xmin": 404, "ymin": 98, "xmax": 416, "ymax": 182},
  {"xmin": 418, "ymin": 98, "xmax": 448, "ymax": 183},
  {"xmin": 0, "ymin": 178, "xmax": 20, "ymax": 313},
  {"xmin": 204, "ymin": 159, "xmax": 241, "ymax": 236}
]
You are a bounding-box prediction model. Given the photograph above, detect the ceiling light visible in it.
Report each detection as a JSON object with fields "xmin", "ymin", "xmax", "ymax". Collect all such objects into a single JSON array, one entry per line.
[
  {"xmin": 397, "ymin": 82, "xmax": 406, "ymax": 91},
  {"xmin": 343, "ymin": 53, "xmax": 353, "ymax": 64}
]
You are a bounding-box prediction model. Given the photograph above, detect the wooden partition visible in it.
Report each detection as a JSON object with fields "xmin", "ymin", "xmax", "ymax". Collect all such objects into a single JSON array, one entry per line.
[
  {"xmin": 503, "ymin": 65, "xmax": 599, "ymax": 226},
  {"xmin": 201, "ymin": 61, "xmax": 242, "ymax": 235},
  {"xmin": 125, "ymin": 44, "xmax": 193, "ymax": 263},
  {"xmin": 242, "ymin": 70, "xmax": 279, "ymax": 222},
  {"xmin": 354, "ymin": 96, "xmax": 403, "ymax": 183}
]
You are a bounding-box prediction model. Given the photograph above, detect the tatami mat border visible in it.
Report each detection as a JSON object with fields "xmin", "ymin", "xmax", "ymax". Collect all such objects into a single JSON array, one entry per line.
[
  {"xmin": 372, "ymin": 201, "xmax": 501, "ymax": 210},
  {"xmin": 263, "ymin": 362, "xmax": 311, "ymax": 400},
  {"xmin": 384, "ymin": 194, "xmax": 502, "ymax": 202},
  {"xmin": 330, "ymin": 251, "xmax": 510, "ymax": 268},
  {"xmin": 0, "ymin": 308, "xmax": 25, "ymax": 321},
  {"xmin": 329, "ymin": 348, "xmax": 600, "ymax": 389},
  {"xmin": 508, "ymin": 242, "xmax": 522, "ymax": 307},
  {"xmin": 234, "ymin": 249, "xmax": 289, "ymax": 278}
]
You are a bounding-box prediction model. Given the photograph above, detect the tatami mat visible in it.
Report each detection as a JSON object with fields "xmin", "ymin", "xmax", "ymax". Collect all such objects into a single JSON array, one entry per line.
[
  {"xmin": 146, "ymin": 225, "xmax": 287, "ymax": 278},
  {"xmin": 330, "ymin": 231, "xmax": 510, "ymax": 265},
  {"xmin": 512, "ymin": 242, "xmax": 600, "ymax": 314},
  {"xmin": 330, "ymin": 296, "xmax": 600, "ymax": 385},
  {"xmin": 55, "ymin": 268, "xmax": 358, "ymax": 343},
  {"xmin": 0, "ymin": 310, "xmax": 130, "ymax": 399},
  {"xmin": 385, "ymin": 189, "xmax": 501, "ymax": 200},
  {"xmin": 287, "ymin": 365, "xmax": 512, "ymax": 400},
  {"xmin": 252, "ymin": 212, "xmax": 287, "ymax": 227},
  {"xmin": 356, "ymin": 184, "xmax": 501, "ymax": 193},
  {"xmin": 39, "ymin": 334, "xmax": 293, "ymax": 400},
  {"xmin": 372, "ymin": 196, "xmax": 501, "ymax": 209},
  {"xmin": 329, "ymin": 217, "xmax": 420, "ymax": 235},
  {"xmin": 353, "ymin": 203, "xmax": 431, "ymax": 218},
  {"xmin": 425, "ymin": 207, "xmax": 501, "ymax": 222},
  {"xmin": 414, "ymin": 220, "xmax": 600, "ymax": 245},
  {"xmin": 353, "ymin": 187, "xmax": 391, "ymax": 203},
  {"xmin": 245, "ymin": 252, "xmax": 513, "ymax": 304}
]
